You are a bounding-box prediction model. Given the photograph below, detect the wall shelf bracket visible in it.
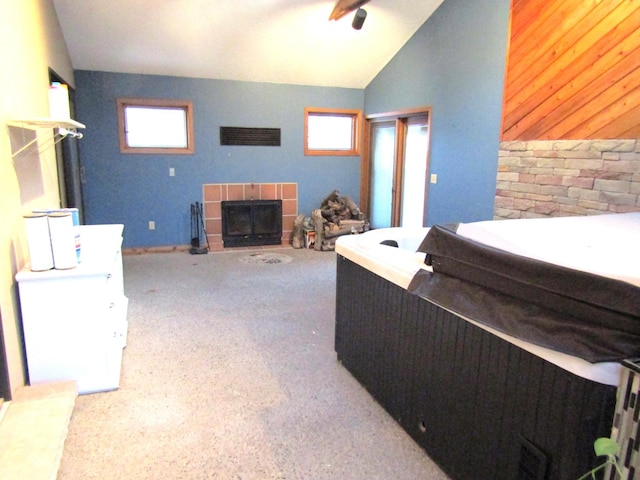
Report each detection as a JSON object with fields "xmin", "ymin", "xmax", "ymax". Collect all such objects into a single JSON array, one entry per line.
[{"xmin": 7, "ymin": 118, "xmax": 85, "ymax": 159}]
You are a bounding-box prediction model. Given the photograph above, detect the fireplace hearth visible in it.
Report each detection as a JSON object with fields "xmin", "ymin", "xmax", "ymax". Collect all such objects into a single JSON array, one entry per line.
[{"xmin": 221, "ymin": 200, "xmax": 282, "ymax": 247}]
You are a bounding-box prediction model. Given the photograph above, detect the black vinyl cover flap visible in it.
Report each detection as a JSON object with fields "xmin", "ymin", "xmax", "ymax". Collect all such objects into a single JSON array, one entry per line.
[{"xmin": 408, "ymin": 224, "xmax": 640, "ymax": 362}]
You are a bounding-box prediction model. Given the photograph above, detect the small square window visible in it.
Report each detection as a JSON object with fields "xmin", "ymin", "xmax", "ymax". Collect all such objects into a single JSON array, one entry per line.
[
  {"xmin": 304, "ymin": 107, "xmax": 362, "ymax": 156},
  {"xmin": 117, "ymin": 98, "xmax": 194, "ymax": 154}
]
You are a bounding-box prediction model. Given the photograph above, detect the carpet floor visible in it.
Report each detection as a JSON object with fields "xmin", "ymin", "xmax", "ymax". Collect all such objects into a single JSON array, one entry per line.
[{"xmin": 57, "ymin": 248, "xmax": 449, "ymax": 479}]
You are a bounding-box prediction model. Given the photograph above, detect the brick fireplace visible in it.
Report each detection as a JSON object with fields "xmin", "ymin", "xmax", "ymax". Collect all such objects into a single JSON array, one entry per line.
[{"xmin": 203, "ymin": 183, "xmax": 297, "ymax": 251}]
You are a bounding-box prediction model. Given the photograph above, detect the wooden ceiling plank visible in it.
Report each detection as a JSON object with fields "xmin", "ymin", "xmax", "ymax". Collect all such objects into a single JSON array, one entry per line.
[
  {"xmin": 503, "ymin": 4, "xmax": 640, "ymax": 134},
  {"xmin": 620, "ymin": 121, "xmax": 640, "ymax": 140},
  {"xmin": 564, "ymin": 84, "xmax": 640, "ymax": 140},
  {"xmin": 505, "ymin": 0, "xmax": 633, "ymax": 106},
  {"xmin": 509, "ymin": 0, "xmax": 564, "ymax": 49},
  {"xmin": 508, "ymin": 0, "xmax": 585, "ymax": 81},
  {"xmin": 504, "ymin": 37, "xmax": 640, "ymax": 140},
  {"xmin": 524, "ymin": 52, "xmax": 640, "ymax": 140},
  {"xmin": 505, "ymin": 0, "xmax": 620, "ymax": 103},
  {"xmin": 590, "ymin": 103, "xmax": 640, "ymax": 140},
  {"xmin": 520, "ymin": 64, "xmax": 640, "ymax": 140}
]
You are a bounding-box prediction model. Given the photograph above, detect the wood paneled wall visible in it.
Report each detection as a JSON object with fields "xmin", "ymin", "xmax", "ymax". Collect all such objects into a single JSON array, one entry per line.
[{"xmin": 502, "ymin": 0, "xmax": 640, "ymax": 141}]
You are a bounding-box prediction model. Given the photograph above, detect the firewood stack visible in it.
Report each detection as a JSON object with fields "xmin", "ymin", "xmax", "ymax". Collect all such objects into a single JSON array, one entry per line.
[{"xmin": 292, "ymin": 190, "xmax": 367, "ymax": 251}]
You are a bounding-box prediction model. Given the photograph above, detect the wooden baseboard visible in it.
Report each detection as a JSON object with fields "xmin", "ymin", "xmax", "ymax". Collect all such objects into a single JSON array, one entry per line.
[
  {"xmin": 123, "ymin": 241, "xmax": 292, "ymax": 256},
  {"xmin": 122, "ymin": 245, "xmax": 191, "ymax": 255}
]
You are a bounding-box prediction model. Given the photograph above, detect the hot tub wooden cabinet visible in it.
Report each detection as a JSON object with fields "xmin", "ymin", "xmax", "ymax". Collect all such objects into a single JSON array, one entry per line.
[{"xmin": 335, "ymin": 256, "xmax": 616, "ymax": 480}]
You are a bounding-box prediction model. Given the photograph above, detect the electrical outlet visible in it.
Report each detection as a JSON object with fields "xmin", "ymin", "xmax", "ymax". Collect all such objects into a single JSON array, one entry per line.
[
  {"xmin": 149, "ymin": 221, "xmax": 155, "ymax": 230},
  {"xmin": 169, "ymin": 168, "xmax": 175, "ymax": 177},
  {"xmin": 430, "ymin": 174, "xmax": 438, "ymax": 184}
]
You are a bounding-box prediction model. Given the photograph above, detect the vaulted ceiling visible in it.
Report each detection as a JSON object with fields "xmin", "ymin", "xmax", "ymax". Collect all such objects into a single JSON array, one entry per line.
[{"xmin": 52, "ymin": 0, "xmax": 445, "ymax": 89}]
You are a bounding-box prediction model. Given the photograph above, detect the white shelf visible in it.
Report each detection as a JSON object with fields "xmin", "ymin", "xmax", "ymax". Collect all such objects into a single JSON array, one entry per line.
[
  {"xmin": 9, "ymin": 118, "xmax": 85, "ymax": 130},
  {"xmin": 8, "ymin": 117, "xmax": 85, "ymax": 158}
]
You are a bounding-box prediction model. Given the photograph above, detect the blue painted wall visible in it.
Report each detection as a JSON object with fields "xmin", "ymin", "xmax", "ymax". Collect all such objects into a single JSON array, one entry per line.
[
  {"xmin": 75, "ymin": 71, "xmax": 363, "ymax": 247},
  {"xmin": 75, "ymin": 0, "xmax": 512, "ymax": 246},
  {"xmin": 364, "ymin": 0, "xmax": 511, "ymax": 226}
]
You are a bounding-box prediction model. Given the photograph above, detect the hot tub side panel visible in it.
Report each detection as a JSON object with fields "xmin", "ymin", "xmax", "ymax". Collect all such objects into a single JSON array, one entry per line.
[{"xmin": 335, "ymin": 255, "xmax": 616, "ymax": 480}]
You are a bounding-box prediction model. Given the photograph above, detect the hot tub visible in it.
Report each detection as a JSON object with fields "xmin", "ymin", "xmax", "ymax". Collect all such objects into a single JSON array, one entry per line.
[
  {"xmin": 334, "ymin": 227, "xmax": 431, "ymax": 288},
  {"xmin": 334, "ymin": 214, "xmax": 640, "ymax": 480}
]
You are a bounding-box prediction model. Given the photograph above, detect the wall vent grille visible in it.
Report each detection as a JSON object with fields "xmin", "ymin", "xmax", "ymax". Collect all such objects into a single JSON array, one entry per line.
[
  {"xmin": 518, "ymin": 437, "xmax": 548, "ymax": 480},
  {"xmin": 220, "ymin": 127, "xmax": 281, "ymax": 146}
]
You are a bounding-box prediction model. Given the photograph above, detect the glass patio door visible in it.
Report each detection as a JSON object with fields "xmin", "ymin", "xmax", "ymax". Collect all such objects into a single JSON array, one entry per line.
[
  {"xmin": 366, "ymin": 111, "xmax": 431, "ymax": 229},
  {"xmin": 369, "ymin": 121, "xmax": 396, "ymax": 229},
  {"xmin": 400, "ymin": 117, "xmax": 430, "ymax": 227}
]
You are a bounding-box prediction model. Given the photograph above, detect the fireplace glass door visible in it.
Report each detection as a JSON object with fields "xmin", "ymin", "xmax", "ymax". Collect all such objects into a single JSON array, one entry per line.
[{"xmin": 221, "ymin": 200, "xmax": 282, "ymax": 247}]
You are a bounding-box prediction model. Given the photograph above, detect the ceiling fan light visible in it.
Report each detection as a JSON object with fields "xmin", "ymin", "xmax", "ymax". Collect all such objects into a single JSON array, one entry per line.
[{"xmin": 352, "ymin": 8, "xmax": 367, "ymax": 30}]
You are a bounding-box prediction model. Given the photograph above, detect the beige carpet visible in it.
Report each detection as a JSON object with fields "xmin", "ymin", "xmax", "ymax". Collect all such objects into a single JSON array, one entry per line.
[{"xmin": 57, "ymin": 248, "xmax": 449, "ymax": 479}]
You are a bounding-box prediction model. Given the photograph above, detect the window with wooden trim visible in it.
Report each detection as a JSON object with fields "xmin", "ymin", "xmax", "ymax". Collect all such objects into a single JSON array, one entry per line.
[
  {"xmin": 117, "ymin": 98, "xmax": 194, "ymax": 154},
  {"xmin": 304, "ymin": 107, "xmax": 362, "ymax": 156}
]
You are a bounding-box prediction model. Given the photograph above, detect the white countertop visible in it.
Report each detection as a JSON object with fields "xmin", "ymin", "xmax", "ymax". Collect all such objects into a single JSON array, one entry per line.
[{"xmin": 16, "ymin": 224, "xmax": 124, "ymax": 282}]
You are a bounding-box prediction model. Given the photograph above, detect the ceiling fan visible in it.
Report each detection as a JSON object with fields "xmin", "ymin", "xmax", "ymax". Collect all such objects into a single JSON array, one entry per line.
[{"xmin": 328, "ymin": 0, "xmax": 371, "ymax": 21}]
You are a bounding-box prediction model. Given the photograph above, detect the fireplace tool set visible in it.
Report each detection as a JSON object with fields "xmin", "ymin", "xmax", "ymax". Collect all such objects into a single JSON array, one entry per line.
[{"xmin": 189, "ymin": 202, "xmax": 209, "ymax": 255}]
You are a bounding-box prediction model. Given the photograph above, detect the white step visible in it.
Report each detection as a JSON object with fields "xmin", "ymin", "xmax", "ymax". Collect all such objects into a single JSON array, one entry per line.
[{"xmin": 0, "ymin": 381, "xmax": 77, "ymax": 480}]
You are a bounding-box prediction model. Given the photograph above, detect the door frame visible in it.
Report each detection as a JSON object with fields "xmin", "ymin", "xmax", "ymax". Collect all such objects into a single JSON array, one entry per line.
[
  {"xmin": 49, "ymin": 68, "xmax": 85, "ymax": 223},
  {"xmin": 361, "ymin": 106, "xmax": 432, "ymax": 227},
  {"xmin": 0, "ymin": 309, "xmax": 11, "ymax": 400}
]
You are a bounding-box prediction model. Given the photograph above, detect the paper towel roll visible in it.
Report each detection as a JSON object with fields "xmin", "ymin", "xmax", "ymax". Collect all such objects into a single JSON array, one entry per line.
[
  {"xmin": 63, "ymin": 208, "xmax": 81, "ymax": 262},
  {"xmin": 24, "ymin": 214, "xmax": 54, "ymax": 271},
  {"xmin": 48, "ymin": 212, "xmax": 78, "ymax": 269},
  {"xmin": 33, "ymin": 208, "xmax": 81, "ymax": 262},
  {"xmin": 48, "ymin": 82, "xmax": 71, "ymax": 119}
]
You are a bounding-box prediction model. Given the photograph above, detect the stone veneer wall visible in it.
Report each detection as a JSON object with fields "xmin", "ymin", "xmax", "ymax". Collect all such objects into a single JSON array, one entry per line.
[
  {"xmin": 203, "ymin": 182, "xmax": 298, "ymax": 251},
  {"xmin": 495, "ymin": 139, "xmax": 640, "ymax": 220}
]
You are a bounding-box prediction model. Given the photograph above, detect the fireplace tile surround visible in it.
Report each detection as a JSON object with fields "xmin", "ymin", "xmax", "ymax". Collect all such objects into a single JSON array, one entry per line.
[{"xmin": 203, "ymin": 183, "xmax": 298, "ymax": 251}]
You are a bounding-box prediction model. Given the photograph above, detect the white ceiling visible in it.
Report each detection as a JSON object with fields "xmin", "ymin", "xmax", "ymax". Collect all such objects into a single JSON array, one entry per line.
[{"xmin": 52, "ymin": 0, "xmax": 445, "ymax": 89}]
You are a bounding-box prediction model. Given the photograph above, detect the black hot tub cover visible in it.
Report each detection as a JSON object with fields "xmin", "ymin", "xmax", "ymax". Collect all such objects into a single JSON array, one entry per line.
[{"xmin": 408, "ymin": 224, "xmax": 640, "ymax": 363}]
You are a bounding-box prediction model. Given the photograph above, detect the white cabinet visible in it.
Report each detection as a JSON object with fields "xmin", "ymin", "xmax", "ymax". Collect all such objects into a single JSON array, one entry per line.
[{"xmin": 16, "ymin": 224, "xmax": 128, "ymax": 394}]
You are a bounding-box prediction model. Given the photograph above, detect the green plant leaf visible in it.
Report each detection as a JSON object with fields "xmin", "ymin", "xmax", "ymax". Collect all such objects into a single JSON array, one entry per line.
[{"xmin": 593, "ymin": 437, "xmax": 619, "ymax": 457}]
